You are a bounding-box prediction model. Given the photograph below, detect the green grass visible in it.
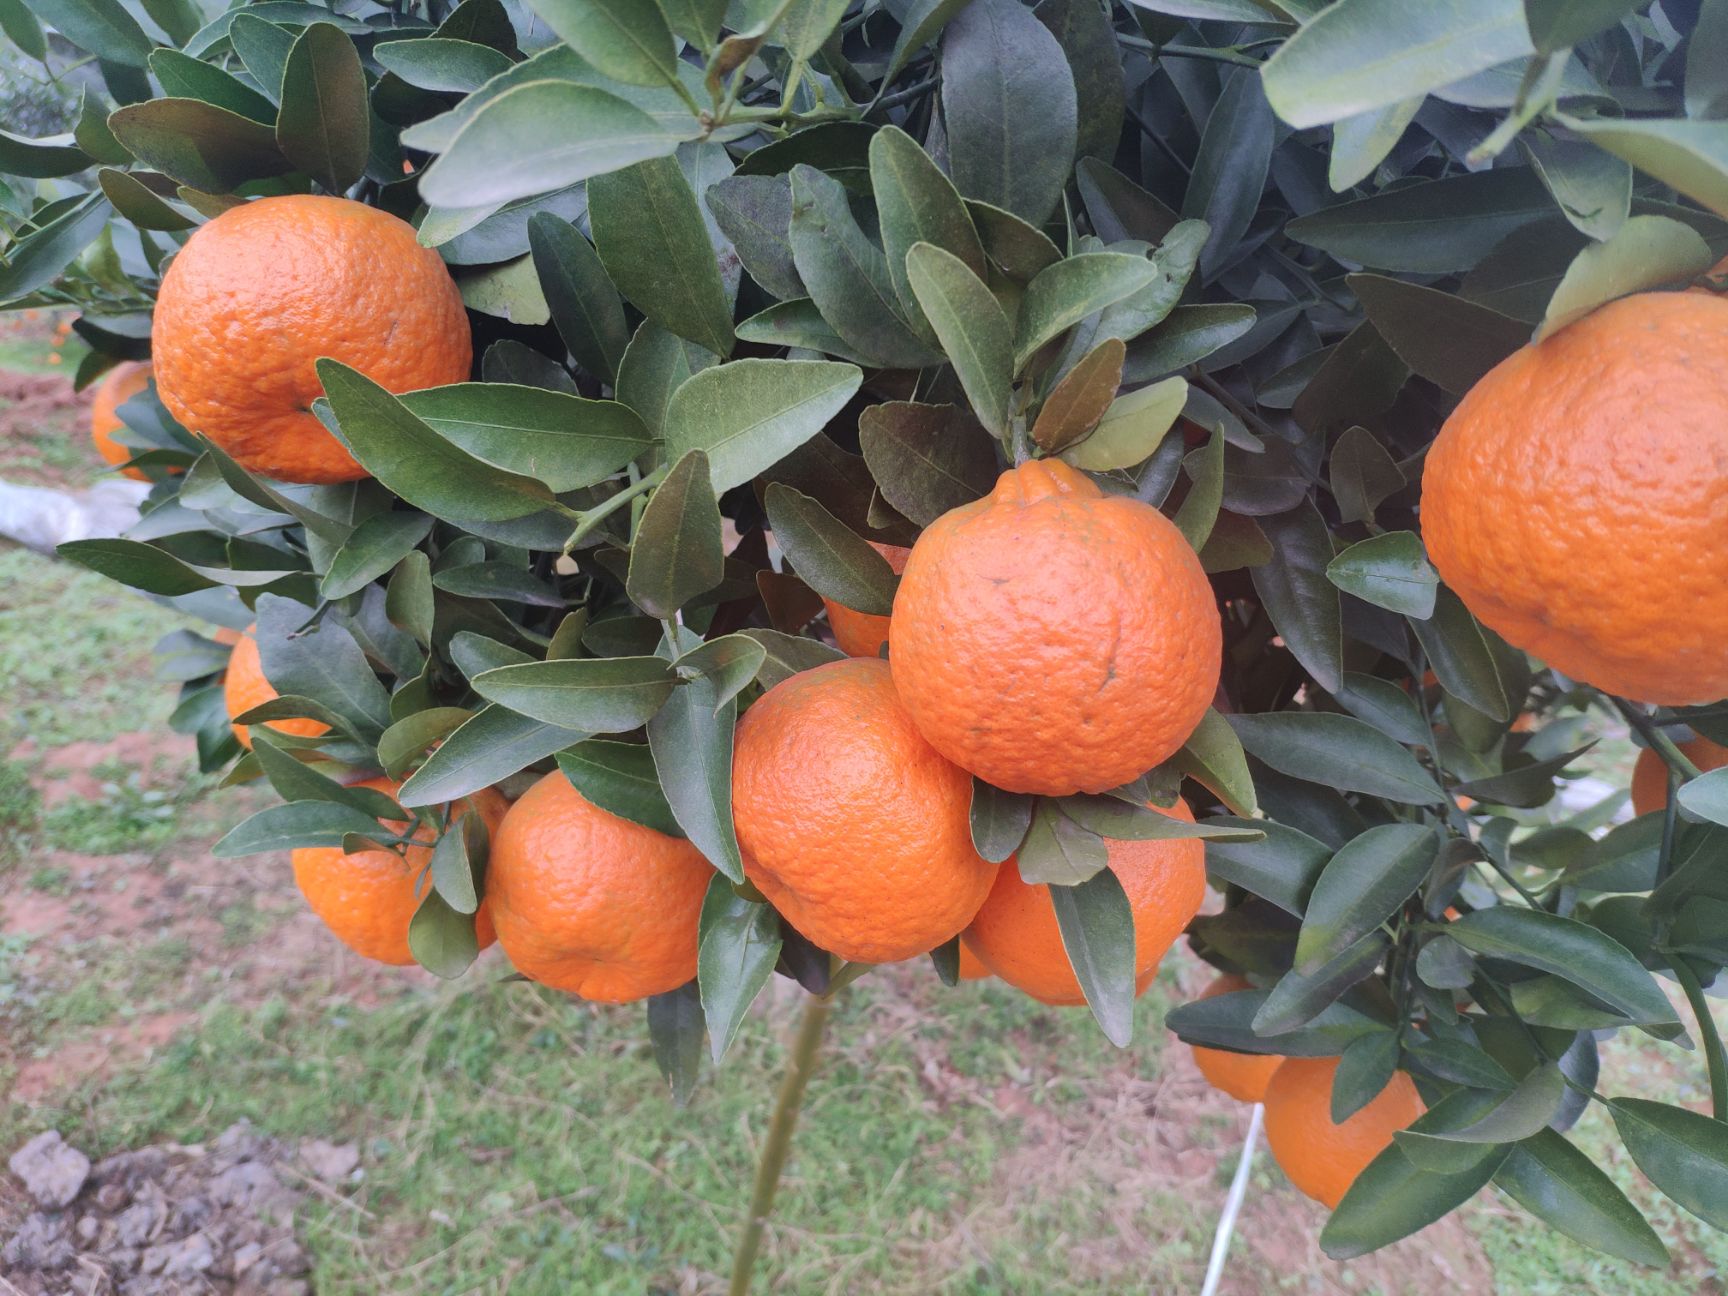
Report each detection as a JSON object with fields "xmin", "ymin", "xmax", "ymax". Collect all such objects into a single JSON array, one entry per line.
[{"xmin": 39, "ymin": 761, "xmax": 207, "ymax": 856}]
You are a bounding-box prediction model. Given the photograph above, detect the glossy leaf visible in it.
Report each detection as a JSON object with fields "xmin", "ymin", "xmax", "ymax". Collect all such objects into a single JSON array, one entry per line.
[
  {"xmin": 1447, "ymin": 908, "xmax": 1679, "ymax": 1025},
  {"xmin": 529, "ymin": 212, "xmax": 629, "ymax": 385},
  {"xmin": 107, "ymin": 100, "xmax": 290, "ymax": 193},
  {"xmin": 698, "ymin": 879, "xmax": 780, "ymax": 1064},
  {"xmin": 1349, "ymin": 274, "xmax": 1531, "ymax": 395},
  {"xmin": 764, "ymin": 484, "xmax": 898, "ymax": 617},
  {"xmin": 526, "ymin": 0, "xmax": 678, "ymax": 87},
  {"xmin": 1017, "ymin": 800, "xmax": 1109, "ymax": 886},
  {"xmin": 740, "ymin": 628, "xmax": 844, "ymax": 689},
  {"xmin": 276, "ymin": 22, "xmax": 368, "ymax": 194},
  {"xmin": 1297, "ymin": 824, "xmax": 1435, "ymax": 974},
  {"xmin": 1230, "ymin": 712, "xmax": 1445, "ymax": 805},
  {"xmin": 1326, "ymin": 531, "xmax": 1439, "ymax": 619},
  {"xmin": 1536, "ymin": 214, "xmax": 1714, "ymax": 343},
  {"xmin": 472, "ymin": 656, "xmax": 677, "ymax": 733},
  {"xmin": 904, "ymin": 242, "xmax": 1014, "ymax": 438},
  {"xmin": 1410, "ymin": 586, "xmax": 1511, "ymax": 722},
  {"xmin": 1051, "ymin": 868, "xmax": 1136, "ymax": 1047},
  {"xmin": 650, "ymin": 671, "xmax": 744, "ymax": 882},
  {"xmin": 399, "ymin": 383, "xmax": 651, "ymax": 492},
  {"xmin": 662, "ymin": 358, "xmax": 862, "ymax": 493},
  {"xmin": 646, "ymin": 980, "xmax": 704, "ymax": 1105},
  {"xmin": 557, "ymin": 739, "xmax": 682, "ymax": 837},
  {"xmin": 627, "ymin": 450, "xmax": 724, "ymax": 619},
  {"xmin": 1172, "ymin": 708, "xmax": 1258, "ymax": 818},
  {"xmin": 1250, "ymin": 505, "xmax": 1345, "ymax": 693},
  {"xmin": 970, "ymin": 780, "xmax": 1035, "ymax": 864},
  {"xmin": 1495, "ymin": 1130, "xmax": 1668, "ymax": 1268},
  {"xmin": 321, "ymin": 512, "xmax": 433, "ymax": 600},
  {"xmin": 398, "ymin": 705, "xmax": 586, "ymax": 808},
  {"xmin": 21, "ymin": 0, "xmax": 151, "ymax": 66},
  {"xmin": 1611, "ymin": 1099, "xmax": 1728, "ymax": 1231}
]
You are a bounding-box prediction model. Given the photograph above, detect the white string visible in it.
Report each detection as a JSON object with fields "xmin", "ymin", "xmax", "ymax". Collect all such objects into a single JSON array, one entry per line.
[{"xmin": 1200, "ymin": 1102, "xmax": 1262, "ymax": 1296}]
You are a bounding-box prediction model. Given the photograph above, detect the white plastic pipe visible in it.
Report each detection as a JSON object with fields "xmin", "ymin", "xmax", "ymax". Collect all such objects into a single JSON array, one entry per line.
[{"xmin": 1200, "ymin": 1102, "xmax": 1262, "ymax": 1296}]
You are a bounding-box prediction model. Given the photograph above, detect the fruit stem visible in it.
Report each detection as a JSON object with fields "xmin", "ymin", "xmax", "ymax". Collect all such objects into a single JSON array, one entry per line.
[
  {"xmin": 1612, "ymin": 698, "xmax": 1704, "ymax": 782},
  {"xmin": 728, "ymin": 992, "xmax": 833, "ymax": 1296},
  {"xmin": 1672, "ymin": 957, "xmax": 1728, "ymax": 1122}
]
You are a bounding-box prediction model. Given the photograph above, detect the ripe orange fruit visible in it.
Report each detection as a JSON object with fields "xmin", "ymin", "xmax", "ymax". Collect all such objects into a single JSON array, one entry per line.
[
  {"xmin": 960, "ymin": 797, "xmax": 1204, "ymax": 1005},
  {"xmin": 889, "ymin": 458, "xmax": 1221, "ymax": 796},
  {"xmin": 292, "ymin": 777, "xmax": 507, "ymax": 966},
  {"xmin": 1189, "ymin": 973, "xmax": 1284, "ymax": 1102},
  {"xmin": 956, "ymin": 941, "xmax": 991, "ymax": 981},
  {"xmin": 822, "ymin": 542, "xmax": 911, "ymax": 658},
  {"xmin": 486, "ymin": 772, "xmax": 713, "ymax": 1003},
  {"xmin": 1631, "ymin": 735, "xmax": 1728, "ymax": 816},
  {"xmin": 1421, "ymin": 291, "xmax": 1728, "ymax": 705},
  {"xmin": 152, "ymin": 194, "xmax": 471, "ymax": 484},
  {"xmin": 732, "ymin": 658, "xmax": 997, "ymax": 964},
  {"xmin": 1262, "ymin": 1056, "xmax": 1424, "ymax": 1208},
  {"xmin": 89, "ymin": 362, "xmax": 153, "ymax": 480},
  {"xmin": 223, "ymin": 627, "xmax": 331, "ymax": 749}
]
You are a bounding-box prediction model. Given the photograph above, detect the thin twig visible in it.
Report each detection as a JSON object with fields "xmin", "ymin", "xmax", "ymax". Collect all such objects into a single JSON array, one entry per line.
[{"xmin": 1671, "ymin": 958, "xmax": 1728, "ymax": 1123}]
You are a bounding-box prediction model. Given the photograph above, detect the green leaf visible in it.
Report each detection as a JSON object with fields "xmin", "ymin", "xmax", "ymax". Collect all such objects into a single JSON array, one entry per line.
[
  {"xmin": 459, "ymin": 254, "xmax": 551, "ymax": 326},
  {"xmin": 881, "ymin": 0, "xmax": 971, "ymax": 85},
  {"xmin": 651, "ymin": 671, "xmax": 744, "ymax": 882},
  {"xmin": 1453, "ymin": 741, "xmax": 1598, "ymax": 809},
  {"xmin": 764, "ymin": 484, "xmax": 898, "ymax": 617},
  {"xmin": 147, "ymin": 50, "xmax": 275, "ymax": 125},
  {"xmin": 941, "ymin": 0, "xmax": 1077, "ymax": 225},
  {"xmin": 248, "ymin": 737, "xmax": 398, "ymax": 817},
  {"xmin": 212, "ymin": 800, "xmax": 389, "ymax": 857},
  {"xmin": 1032, "ymin": 338, "xmax": 1124, "ymax": 453},
  {"xmin": 471, "ymin": 656, "xmax": 677, "ymax": 733},
  {"xmin": 1522, "ymin": 131, "xmax": 1631, "ymax": 241},
  {"xmin": 1329, "ymin": 426, "xmax": 1406, "ymax": 527},
  {"xmin": 321, "ymin": 512, "xmax": 434, "ymax": 600},
  {"xmin": 528, "ymin": 212, "xmax": 629, "ymax": 385},
  {"xmin": 1296, "ymin": 824, "xmax": 1436, "ymax": 974},
  {"xmin": 740, "ymin": 628, "xmax": 844, "ymax": 689},
  {"xmin": 1331, "ymin": 1031, "xmax": 1400, "ymax": 1123},
  {"xmin": 398, "ymin": 705, "xmax": 586, "ymax": 808},
  {"xmin": 1610, "ymin": 1099, "xmax": 1728, "ymax": 1231},
  {"xmin": 408, "ymin": 888, "xmax": 480, "ymax": 979},
  {"xmin": 1059, "ymin": 797, "xmax": 1262, "ymax": 844},
  {"xmin": 418, "ymin": 81, "xmax": 684, "ymax": 210},
  {"xmin": 787, "ymin": 163, "xmax": 939, "ymax": 369},
  {"xmin": 96, "ymin": 168, "xmax": 194, "ymax": 232},
  {"xmin": 1410, "ymin": 586, "xmax": 1510, "ymax": 723},
  {"xmin": 646, "ymin": 980, "xmax": 705, "ymax": 1106},
  {"xmin": 1326, "ymin": 531, "xmax": 1439, "ymax": 619},
  {"xmin": 903, "ymin": 242, "xmax": 1014, "ymax": 438},
  {"xmin": 1250, "ymin": 504, "xmax": 1344, "ymax": 693},
  {"xmin": 1173, "ymin": 426, "xmax": 1225, "ymax": 552},
  {"xmin": 482, "ymin": 339, "xmax": 577, "ymax": 394},
  {"xmin": 0, "ymin": 128, "xmax": 89, "ymax": 180},
  {"xmin": 1014, "ymin": 253, "xmax": 1160, "ymax": 371},
  {"xmin": 1166, "ymin": 983, "xmax": 1382, "ymax": 1058},
  {"xmin": 1201, "ymin": 817, "xmax": 1328, "ymax": 916},
  {"xmin": 1525, "ymin": 0, "xmax": 1648, "ymax": 52},
  {"xmin": 1416, "ymin": 1062, "xmax": 1566, "ymax": 1148},
  {"xmin": 869, "ymin": 124, "xmax": 986, "ymax": 331},
  {"xmin": 1495, "ymin": 1130, "xmax": 1668, "ymax": 1268},
  {"xmin": 1536, "ymin": 214, "xmax": 1715, "ymax": 343},
  {"xmin": 1123, "ymin": 304, "xmax": 1257, "ymax": 384},
  {"xmin": 398, "ymin": 383, "xmax": 650, "ymax": 493},
  {"xmin": 0, "ymin": 0, "xmax": 46, "ymax": 60},
  {"xmin": 386, "ymin": 552, "xmax": 435, "ymax": 648},
  {"xmin": 526, "ymin": 0, "xmax": 678, "ymax": 88},
  {"xmin": 1017, "ymin": 800, "xmax": 1109, "ymax": 886},
  {"xmin": 275, "ymin": 22, "xmax": 369, "ymax": 194},
  {"xmin": 970, "ymin": 780, "xmax": 1034, "ymax": 864},
  {"xmin": 1331, "ymin": 673, "xmax": 1429, "ymax": 747},
  {"xmin": 428, "ymin": 809, "xmax": 487, "ymax": 914},
  {"xmin": 1183, "ymin": 68, "xmax": 1274, "ymax": 278},
  {"xmin": 107, "ymin": 99, "xmax": 291, "ymax": 193},
  {"xmin": 735, "ymin": 299, "xmax": 872, "ymax": 361},
  {"xmin": 230, "ymin": 13, "xmax": 294, "ymax": 100},
  {"xmin": 656, "ymin": 0, "xmax": 725, "ymax": 47},
  {"xmin": 857, "ymin": 401, "xmax": 998, "ymax": 527},
  {"xmin": 706, "ymin": 174, "xmax": 803, "ymax": 301},
  {"xmin": 1559, "ymin": 112, "xmax": 1728, "ymax": 222},
  {"xmin": 1687, "ymin": 0, "xmax": 1728, "ymax": 119},
  {"xmin": 1677, "ymin": 767, "xmax": 1728, "ymax": 827},
  {"xmin": 590, "ymin": 155, "xmax": 735, "ymax": 358},
  {"xmin": 966, "ymin": 198, "xmax": 1063, "ymax": 280},
  {"xmin": 698, "ymin": 879, "xmax": 780, "ymax": 1063},
  {"xmin": 255, "ymin": 594, "xmax": 392, "ymax": 736},
  {"xmin": 662, "ymin": 357, "xmax": 862, "ymax": 493},
  {"xmin": 21, "ymin": 0, "xmax": 152, "ymax": 66},
  {"xmin": 557, "ymin": 740, "xmax": 682, "ymax": 837},
  {"xmin": 627, "ymin": 450, "xmax": 724, "ymax": 619},
  {"xmin": 1051, "ymin": 867, "xmax": 1137, "ymax": 1047},
  {"xmin": 1262, "ymin": 0, "xmax": 1534, "ymax": 129},
  {"xmin": 1230, "ymin": 712, "xmax": 1445, "ymax": 805},
  {"xmin": 315, "ymin": 362, "xmax": 555, "ymax": 523},
  {"xmin": 1253, "ymin": 931, "xmax": 1388, "ymax": 1034},
  {"xmin": 1348, "ymin": 274, "xmax": 1531, "ymax": 396},
  {"xmin": 378, "ymin": 707, "xmax": 473, "ymax": 780},
  {"xmin": 675, "ymin": 635, "xmax": 765, "ymax": 713},
  {"xmin": 1173, "ymin": 708, "xmax": 1258, "ymax": 817},
  {"xmin": 373, "ymin": 37, "xmax": 513, "ymax": 93},
  {"xmin": 58, "ymin": 537, "xmax": 216, "ymax": 597},
  {"xmin": 1061, "ymin": 375, "xmax": 1187, "ymax": 472},
  {"xmin": 1322, "ymin": 1134, "xmax": 1509, "ymax": 1259},
  {"xmin": 1447, "ymin": 909, "xmax": 1679, "ymax": 1025},
  {"xmin": 433, "ymin": 562, "xmax": 563, "ymax": 607},
  {"xmin": 1288, "ymin": 167, "xmax": 1552, "ymax": 273},
  {"xmin": 617, "ymin": 320, "xmax": 719, "ymax": 438},
  {"xmin": 1329, "ymin": 98, "xmax": 1424, "ymax": 192}
]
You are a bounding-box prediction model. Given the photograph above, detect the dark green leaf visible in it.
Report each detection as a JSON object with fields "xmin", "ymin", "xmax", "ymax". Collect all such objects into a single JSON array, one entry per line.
[
  {"xmin": 1059, "ymin": 797, "xmax": 1262, "ymax": 843},
  {"xmin": 1015, "ymin": 252, "xmax": 1160, "ymax": 371},
  {"xmin": 21, "ymin": 0, "xmax": 152, "ymax": 66},
  {"xmin": 1331, "ymin": 1030, "xmax": 1400, "ymax": 1123},
  {"xmin": 526, "ymin": 0, "xmax": 678, "ymax": 87},
  {"xmin": 428, "ymin": 809, "xmax": 487, "ymax": 914},
  {"xmin": 617, "ymin": 320, "xmax": 718, "ymax": 438},
  {"xmin": 869, "ymin": 124, "xmax": 986, "ymax": 330},
  {"xmin": 0, "ymin": 0, "xmax": 46, "ymax": 60},
  {"xmin": 1051, "ymin": 867, "xmax": 1137, "ymax": 1047},
  {"xmin": 1454, "ymin": 741, "xmax": 1598, "ymax": 808},
  {"xmin": 881, "ymin": 0, "xmax": 970, "ymax": 84},
  {"xmin": 471, "ymin": 656, "xmax": 676, "ymax": 733},
  {"xmin": 398, "ymin": 383, "xmax": 650, "ymax": 492},
  {"xmin": 675, "ymin": 635, "xmax": 765, "ymax": 712},
  {"xmin": 255, "ymin": 594, "xmax": 393, "ymax": 736},
  {"xmin": 941, "ymin": 0, "xmax": 1077, "ymax": 225},
  {"xmin": 970, "ymin": 779, "xmax": 1034, "ymax": 864},
  {"xmin": 230, "ymin": 13, "xmax": 294, "ymax": 100},
  {"xmin": 590, "ymin": 154, "xmax": 735, "ymax": 358},
  {"xmin": 1297, "ymin": 824, "xmax": 1435, "ymax": 974},
  {"xmin": 315, "ymin": 362, "xmax": 555, "ymax": 523},
  {"xmin": 858, "ymin": 401, "xmax": 999, "ymax": 527},
  {"xmin": 1253, "ymin": 930, "xmax": 1388, "ymax": 1034},
  {"xmin": 1410, "ymin": 586, "xmax": 1510, "ymax": 722},
  {"xmin": 96, "ymin": 168, "xmax": 194, "ymax": 232},
  {"xmin": 398, "ymin": 704, "xmax": 586, "ymax": 808},
  {"xmin": 1123, "ymin": 304, "xmax": 1257, "ymax": 383},
  {"xmin": 1326, "ymin": 531, "xmax": 1439, "ymax": 619},
  {"xmin": 1322, "ymin": 1138, "xmax": 1508, "ymax": 1259},
  {"xmin": 903, "ymin": 242, "xmax": 1014, "ymax": 437},
  {"xmin": 1329, "ymin": 425, "xmax": 1405, "ymax": 526},
  {"xmin": 966, "ymin": 198, "xmax": 1062, "ymax": 280},
  {"xmin": 650, "ymin": 667, "xmax": 743, "ymax": 882},
  {"xmin": 706, "ymin": 174, "xmax": 803, "ymax": 301},
  {"xmin": 432, "ymin": 562, "xmax": 562, "ymax": 607},
  {"xmin": 763, "ymin": 483, "xmax": 898, "ymax": 617},
  {"xmin": 1166, "ymin": 983, "xmax": 1383, "ymax": 1057},
  {"xmin": 386, "ymin": 552, "xmax": 434, "ymax": 647},
  {"xmin": 0, "ymin": 190, "xmax": 112, "ymax": 303},
  {"xmin": 275, "ymin": 22, "xmax": 368, "ymax": 193},
  {"xmin": 1201, "ymin": 818, "xmax": 1328, "ymax": 915},
  {"xmin": 1017, "ymin": 800, "xmax": 1109, "ymax": 886},
  {"xmin": 1349, "ymin": 274, "xmax": 1531, "ymax": 396},
  {"xmin": 377, "ymin": 707, "xmax": 473, "ymax": 780},
  {"xmin": 147, "ymin": 49, "xmax": 275, "ymax": 124},
  {"xmin": 557, "ymin": 740, "xmax": 682, "ymax": 837},
  {"xmin": 1611, "ymin": 1099, "xmax": 1728, "ymax": 1231},
  {"xmin": 0, "ymin": 127, "xmax": 89, "ymax": 180},
  {"xmin": 698, "ymin": 879, "xmax": 781, "ymax": 1063},
  {"xmin": 739, "ymin": 628, "xmax": 844, "ymax": 689},
  {"xmin": 1172, "ymin": 708, "xmax": 1258, "ymax": 817},
  {"xmin": 1447, "ymin": 908, "xmax": 1679, "ymax": 1025},
  {"xmin": 58, "ymin": 537, "xmax": 215, "ymax": 597},
  {"xmin": 1250, "ymin": 504, "xmax": 1345, "ymax": 693},
  {"xmin": 627, "ymin": 450, "xmax": 724, "ymax": 619},
  {"xmin": 1524, "ymin": 0, "xmax": 1643, "ymax": 50},
  {"xmin": 1331, "ymin": 673, "xmax": 1430, "ymax": 748},
  {"xmin": 1173, "ymin": 425, "xmax": 1225, "ymax": 551},
  {"xmin": 1230, "ymin": 712, "xmax": 1445, "ymax": 805},
  {"xmin": 1422, "ymin": 1062, "xmax": 1566, "ymax": 1148},
  {"xmin": 662, "ymin": 357, "xmax": 862, "ymax": 493},
  {"xmin": 647, "ymin": 980, "xmax": 705, "ymax": 1106},
  {"xmin": 408, "ymin": 888, "xmax": 480, "ymax": 979},
  {"xmin": 1183, "ymin": 67, "xmax": 1273, "ymax": 278},
  {"xmin": 528, "ymin": 212, "xmax": 629, "ymax": 385},
  {"xmin": 373, "ymin": 37, "xmax": 513, "ymax": 93},
  {"xmin": 321, "ymin": 512, "xmax": 433, "ymax": 600},
  {"xmin": 1536, "ymin": 214, "xmax": 1714, "ymax": 342},
  {"xmin": 213, "ymin": 800, "xmax": 392, "ymax": 857},
  {"xmin": 1496, "ymin": 1129, "xmax": 1669, "ymax": 1267}
]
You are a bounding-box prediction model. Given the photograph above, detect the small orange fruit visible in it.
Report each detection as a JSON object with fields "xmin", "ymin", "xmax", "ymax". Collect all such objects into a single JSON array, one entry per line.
[
  {"xmin": 89, "ymin": 362, "xmax": 153, "ymax": 480},
  {"xmin": 486, "ymin": 772, "xmax": 713, "ymax": 1002},
  {"xmin": 1189, "ymin": 973, "xmax": 1284, "ymax": 1102},
  {"xmin": 1262, "ymin": 1056, "xmax": 1424, "ymax": 1208},
  {"xmin": 152, "ymin": 194, "xmax": 472, "ymax": 484},
  {"xmin": 890, "ymin": 458, "xmax": 1220, "ymax": 795},
  {"xmin": 292, "ymin": 777, "xmax": 507, "ymax": 966},
  {"xmin": 1631, "ymin": 735, "xmax": 1728, "ymax": 816},
  {"xmin": 961, "ymin": 797, "xmax": 1204, "ymax": 1005},
  {"xmin": 1421, "ymin": 291, "xmax": 1728, "ymax": 705},
  {"xmin": 732, "ymin": 658, "xmax": 998, "ymax": 964},
  {"xmin": 223, "ymin": 627, "xmax": 332, "ymax": 749},
  {"xmin": 822, "ymin": 541, "xmax": 911, "ymax": 658}
]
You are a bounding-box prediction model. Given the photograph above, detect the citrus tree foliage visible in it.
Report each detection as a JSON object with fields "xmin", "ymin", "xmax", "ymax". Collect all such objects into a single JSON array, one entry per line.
[{"xmin": 5, "ymin": 0, "xmax": 1728, "ymax": 1261}]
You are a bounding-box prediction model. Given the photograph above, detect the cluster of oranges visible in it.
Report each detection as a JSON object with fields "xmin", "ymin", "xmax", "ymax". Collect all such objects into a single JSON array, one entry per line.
[{"xmin": 87, "ymin": 190, "xmax": 1728, "ymax": 1213}]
